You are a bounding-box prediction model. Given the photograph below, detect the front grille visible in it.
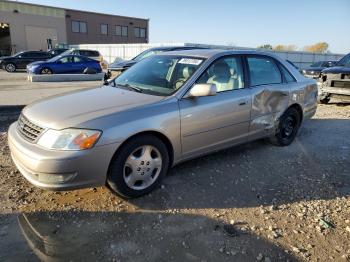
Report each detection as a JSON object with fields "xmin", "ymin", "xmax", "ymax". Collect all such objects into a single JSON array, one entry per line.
[{"xmin": 17, "ymin": 114, "xmax": 44, "ymax": 142}]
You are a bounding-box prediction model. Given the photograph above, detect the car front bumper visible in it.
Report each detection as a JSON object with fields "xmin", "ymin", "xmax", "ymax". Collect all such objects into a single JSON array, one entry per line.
[{"xmin": 8, "ymin": 122, "xmax": 120, "ymax": 191}]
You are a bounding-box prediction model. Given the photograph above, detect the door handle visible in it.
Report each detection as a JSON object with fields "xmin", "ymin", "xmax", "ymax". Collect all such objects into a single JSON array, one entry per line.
[{"xmin": 239, "ymin": 101, "xmax": 247, "ymax": 106}]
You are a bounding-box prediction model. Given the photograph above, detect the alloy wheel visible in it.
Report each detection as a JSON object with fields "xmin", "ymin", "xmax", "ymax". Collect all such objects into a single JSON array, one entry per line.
[{"xmin": 123, "ymin": 145, "xmax": 162, "ymax": 190}]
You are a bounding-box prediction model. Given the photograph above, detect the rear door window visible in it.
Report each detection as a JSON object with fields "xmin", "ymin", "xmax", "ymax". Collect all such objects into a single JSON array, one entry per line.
[
  {"xmin": 279, "ymin": 64, "xmax": 296, "ymax": 83},
  {"xmin": 247, "ymin": 56, "xmax": 282, "ymax": 86}
]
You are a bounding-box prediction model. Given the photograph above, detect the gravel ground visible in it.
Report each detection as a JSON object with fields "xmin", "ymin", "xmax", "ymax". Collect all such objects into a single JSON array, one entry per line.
[{"xmin": 0, "ymin": 104, "xmax": 349, "ymax": 262}]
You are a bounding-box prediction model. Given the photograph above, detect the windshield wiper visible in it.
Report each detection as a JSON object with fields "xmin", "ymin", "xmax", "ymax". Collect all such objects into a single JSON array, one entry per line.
[{"xmin": 117, "ymin": 83, "xmax": 143, "ymax": 93}]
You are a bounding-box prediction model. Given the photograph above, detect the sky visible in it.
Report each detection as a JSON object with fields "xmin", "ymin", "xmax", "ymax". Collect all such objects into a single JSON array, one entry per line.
[{"xmin": 15, "ymin": 0, "xmax": 350, "ymax": 54}]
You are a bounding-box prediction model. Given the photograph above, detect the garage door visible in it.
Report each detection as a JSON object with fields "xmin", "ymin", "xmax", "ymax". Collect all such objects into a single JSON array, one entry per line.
[{"xmin": 25, "ymin": 26, "xmax": 58, "ymax": 51}]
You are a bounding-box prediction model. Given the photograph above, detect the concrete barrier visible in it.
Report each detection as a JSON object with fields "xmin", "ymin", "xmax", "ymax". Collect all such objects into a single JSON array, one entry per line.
[{"xmin": 28, "ymin": 73, "xmax": 105, "ymax": 82}]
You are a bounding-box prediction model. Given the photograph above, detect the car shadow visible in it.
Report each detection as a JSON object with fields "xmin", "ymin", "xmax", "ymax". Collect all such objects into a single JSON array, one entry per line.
[
  {"xmin": 127, "ymin": 118, "xmax": 350, "ymax": 210},
  {"xmin": 0, "ymin": 211, "xmax": 297, "ymax": 261}
]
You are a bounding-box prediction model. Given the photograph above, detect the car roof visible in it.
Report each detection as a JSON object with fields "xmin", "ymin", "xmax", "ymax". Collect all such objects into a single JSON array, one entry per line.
[
  {"xmin": 148, "ymin": 46, "xmax": 207, "ymax": 51},
  {"xmin": 156, "ymin": 49, "xmax": 280, "ymax": 59}
]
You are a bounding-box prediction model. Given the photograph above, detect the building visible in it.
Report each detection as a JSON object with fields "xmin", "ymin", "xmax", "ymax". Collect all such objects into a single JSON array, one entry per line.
[{"xmin": 0, "ymin": 0, "xmax": 149, "ymax": 55}]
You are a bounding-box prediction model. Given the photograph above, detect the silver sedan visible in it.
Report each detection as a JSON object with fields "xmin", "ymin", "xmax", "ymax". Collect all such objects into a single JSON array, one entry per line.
[{"xmin": 8, "ymin": 49, "xmax": 318, "ymax": 198}]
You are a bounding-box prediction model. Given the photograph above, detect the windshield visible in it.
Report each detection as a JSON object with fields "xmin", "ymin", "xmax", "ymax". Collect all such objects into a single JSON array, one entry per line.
[
  {"xmin": 58, "ymin": 49, "xmax": 74, "ymax": 57},
  {"xmin": 132, "ymin": 49, "xmax": 163, "ymax": 62},
  {"xmin": 337, "ymin": 54, "xmax": 350, "ymax": 67},
  {"xmin": 310, "ymin": 61, "xmax": 323, "ymax": 67},
  {"xmin": 13, "ymin": 52, "xmax": 24, "ymax": 57},
  {"xmin": 47, "ymin": 55, "xmax": 63, "ymax": 62},
  {"xmin": 113, "ymin": 55, "xmax": 204, "ymax": 96}
]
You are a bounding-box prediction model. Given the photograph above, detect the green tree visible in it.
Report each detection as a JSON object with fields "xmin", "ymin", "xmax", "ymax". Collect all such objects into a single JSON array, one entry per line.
[{"xmin": 257, "ymin": 44, "xmax": 273, "ymax": 50}]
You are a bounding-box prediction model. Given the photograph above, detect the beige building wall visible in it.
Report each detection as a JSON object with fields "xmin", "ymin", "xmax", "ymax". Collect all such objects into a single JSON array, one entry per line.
[{"xmin": 0, "ymin": 1, "xmax": 67, "ymax": 53}]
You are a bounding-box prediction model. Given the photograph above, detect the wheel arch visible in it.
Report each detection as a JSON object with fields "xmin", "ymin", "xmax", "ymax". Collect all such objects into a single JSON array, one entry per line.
[
  {"xmin": 109, "ymin": 130, "xmax": 175, "ymax": 171},
  {"xmin": 287, "ymin": 103, "xmax": 303, "ymax": 125}
]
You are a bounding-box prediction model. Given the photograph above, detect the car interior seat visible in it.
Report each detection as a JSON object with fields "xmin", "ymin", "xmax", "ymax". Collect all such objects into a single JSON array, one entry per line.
[{"xmin": 207, "ymin": 62, "xmax": 237, "ymax": 92}]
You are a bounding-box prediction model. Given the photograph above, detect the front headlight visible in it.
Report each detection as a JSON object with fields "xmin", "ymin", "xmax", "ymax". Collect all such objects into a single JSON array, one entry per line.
[{"xmin": 37, "ymin": 128, "xmax": 101, "ymax": 150}]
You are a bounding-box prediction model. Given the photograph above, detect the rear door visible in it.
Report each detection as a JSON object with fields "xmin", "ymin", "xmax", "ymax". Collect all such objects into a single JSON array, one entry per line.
[
  {"xmin": 245, "ymin": 55, "xmax": 291, "ymax": 140},
  {"xmin": 56, "ymin": 56, "xmax": 75, "ymax": 74},
  {"xmin": 179, "ymin": 55, "xmax": 252, "ymax": 158},
  {"xmin": 72, "ymin": 56, "xmax": 87, "ymax": 73}
]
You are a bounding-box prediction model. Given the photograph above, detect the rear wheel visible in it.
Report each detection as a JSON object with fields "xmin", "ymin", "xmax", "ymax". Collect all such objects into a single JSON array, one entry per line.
[
  {"xmin": 107, "ymin": 135, "xmax": 169, "ymax": 198},
  {"xmin": 40, "ymin": 68, "xmax": 52, "ymax": 74},
  {"xmin": 270, "ymin": 107, "xmax": 301, "ymax": 146},
  {"xmin": 5, "ymin": 63, "xmax": 16, "ymax": 73}
]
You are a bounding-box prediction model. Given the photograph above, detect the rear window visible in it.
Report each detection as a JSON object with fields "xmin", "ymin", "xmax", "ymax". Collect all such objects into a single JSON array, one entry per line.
[{"xmin": 79, "ymin": 50, "xmax": 100, "ymax": 57}]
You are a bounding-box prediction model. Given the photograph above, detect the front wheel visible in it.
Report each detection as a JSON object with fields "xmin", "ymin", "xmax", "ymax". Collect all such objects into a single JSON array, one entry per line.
[
  {"xmin": 270, "ymin": 107, "xmax": 301, "ymax": 146},
  {"xmin": 5, "ymin": 63, "xmax": 16, "ymax": 72},
  {"xmin": 107, "ymin": 135, "xmax": 169, "ymax": 198},
  {"xmin": 40, "ymin": 68, "xmax": 52, "ymax": 74}
]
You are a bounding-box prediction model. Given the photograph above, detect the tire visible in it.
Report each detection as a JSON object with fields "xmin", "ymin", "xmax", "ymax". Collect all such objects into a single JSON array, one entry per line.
[
  {"xmin": 40, "ymin": 68, "xmax": 52, "ymax": 74},
  {"xmin": 5, "ymin": 63, "xmax": 16, "ymax": 73},
  {"xmin": 269, "ymin": 107, "xmax": 301, "ymax": 147},
  {"xmin": 107, "ymin": 135, "xmax": 169, "ymax": 198}
]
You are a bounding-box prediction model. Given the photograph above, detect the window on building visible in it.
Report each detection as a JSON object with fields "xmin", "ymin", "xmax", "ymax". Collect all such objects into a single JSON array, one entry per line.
[
  {"xmin": 101, "ymin": 24, "xmax": 108, "ymax": 35},
  {"xmin": 122, "ymin": 26, "xmax": 128, "ymax": 36},
  {"xmin": 116, "ymin": 25, "xmax": 128, "ymax": 36},
  {"xmin": 72, "ymin": 21, "xmax": 87, "ymax": 33},
  {"xmin": 140, "ymin": 28, "xmax": 146, "ymax": 38},
  {"xmin": 134, "ymin": 27, "xmax": 146, "ymax": 38},
  {"xmin": 134, "ymin": 27, "xmax": 140, "ymax": 38}
]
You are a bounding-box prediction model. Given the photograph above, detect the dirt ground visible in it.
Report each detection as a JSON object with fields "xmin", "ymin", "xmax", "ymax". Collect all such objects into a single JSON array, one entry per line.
[{"xmin": 0, "ymin": 103, "xmax": 349, "ymax": 262}]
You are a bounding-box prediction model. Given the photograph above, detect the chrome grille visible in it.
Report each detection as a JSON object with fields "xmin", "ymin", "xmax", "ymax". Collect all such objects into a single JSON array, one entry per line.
[{"xmin": 17, "ymin": 114, "xmax": 44, "ymax": 142}]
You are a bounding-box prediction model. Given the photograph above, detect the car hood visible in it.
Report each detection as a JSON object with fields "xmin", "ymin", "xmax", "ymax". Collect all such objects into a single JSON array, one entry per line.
[
  {"xmin": 27, "ymin": 61, "xmax": 46, "ymax": 67},
  {"xmin": 0, "ymin": 56, "xmax": 11, "ymax": 60},
  {"xmin": 322, "ymin": 66, "xmax": 350, "ymax": 74},
  {"xmin": 304, "ymin": 67, "xmax": 323, "ymax": 71},
  {"xmin": 22, "ymin": 86, "xmax": 164, "ymax": 130},
  {"xmin": 108, "ymin": 59, "xmax": 136, "ymax": 69}
]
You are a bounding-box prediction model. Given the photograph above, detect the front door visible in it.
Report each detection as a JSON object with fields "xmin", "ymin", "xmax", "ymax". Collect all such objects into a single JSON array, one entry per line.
[{"xmin": 179, "ymin": 56, "xmax": 252, "ymax": 158}]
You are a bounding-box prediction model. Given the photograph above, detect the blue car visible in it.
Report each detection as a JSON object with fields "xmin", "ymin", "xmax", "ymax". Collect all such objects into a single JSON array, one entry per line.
[{"xmin": 27, "ymin": 55, "xmax": 102, "ymax": 75}]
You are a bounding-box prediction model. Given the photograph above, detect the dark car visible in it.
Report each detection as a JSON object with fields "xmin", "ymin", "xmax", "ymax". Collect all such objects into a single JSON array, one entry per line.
[
  {"xmin": 26, "ymin": 54, "xmax": 102, "ymax": 75},
  {"xmin": 318, "ymin": 53, "xmax": 350, "ymax": 103},
  {"xmin": 302, "ymin": 60, "xmax": 337, "ymax": 79},
  {"xmin": 0, "ymin": 51, "xmax": 51, "ymax": 72},
  {"xmin": 107, "ymin": 46, "xmax": 208, "ymax": 78},
  {"xmin": 48, "ymin": 48, "xmax": 69, "ymax": 57}
]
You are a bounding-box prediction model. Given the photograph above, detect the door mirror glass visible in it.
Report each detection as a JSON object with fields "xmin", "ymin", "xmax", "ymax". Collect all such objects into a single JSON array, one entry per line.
[{"xmin": 188, "ymin": 84, "xmax": 217, "ymax": 98}]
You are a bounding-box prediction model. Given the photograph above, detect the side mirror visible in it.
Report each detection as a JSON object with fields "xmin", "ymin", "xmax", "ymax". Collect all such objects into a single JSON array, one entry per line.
[{"xmin": 188, "ymin": 83, "xmax": 217, "ymax": 98}]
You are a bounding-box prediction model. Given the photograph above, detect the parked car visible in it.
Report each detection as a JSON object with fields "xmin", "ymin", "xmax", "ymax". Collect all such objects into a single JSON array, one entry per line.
[
  {"xmin": 107, "ymin": 46, "xmax": 208, "ymax": 78},
  {"xmin": 26, "ymin": 54, "xmax": 102, "ymax": 75},
  {"xmin": 318, "ymin": 53, "xmax": 350, "ymax": 103},
  {"xmin": 61, "ymin": 49, "xmax": 108, "ymax": 69},
  {"xmin": 0, "ymin": 51, "xmax": 51, "ymax": 72},
  {"xmin": 302, "ymin": 60, "xmax": 337, "ymax": 79},
  {"xmin": 8, "ymin": 50, "xmax": 317, "ymax": 198},
  {"xmin": 48, "ymin": 48, "xmax": 69, "ymax": 57}
]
